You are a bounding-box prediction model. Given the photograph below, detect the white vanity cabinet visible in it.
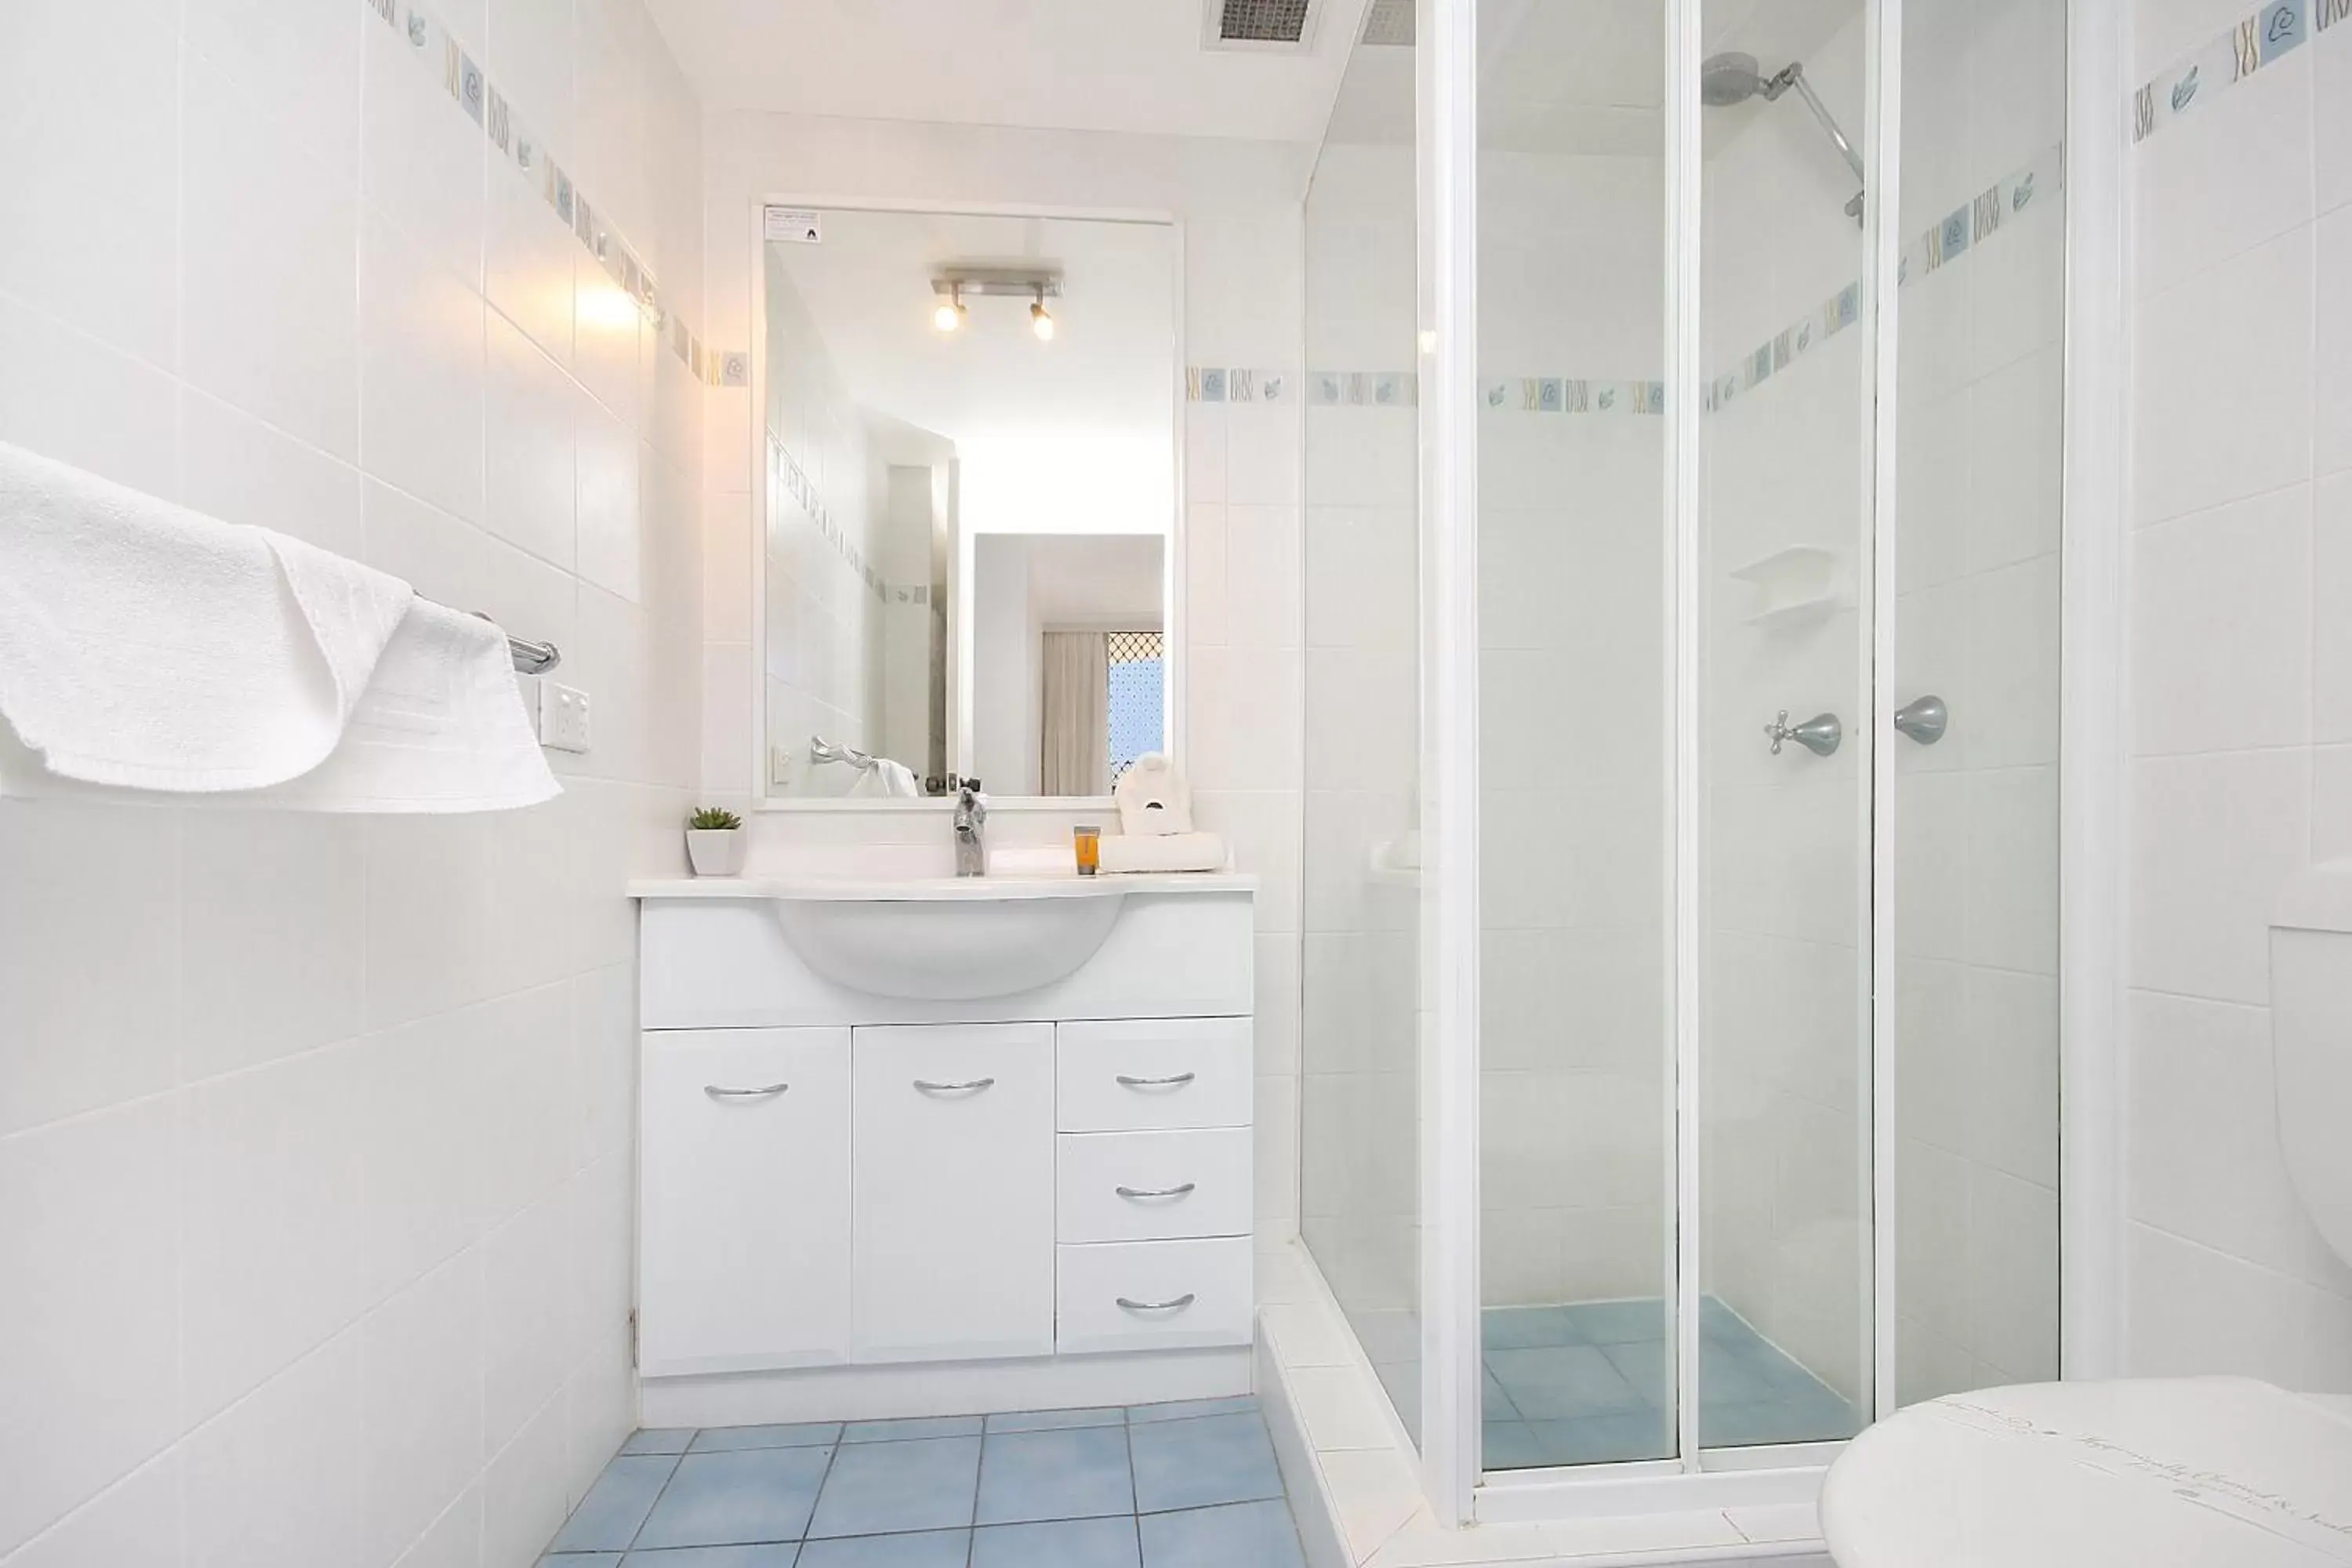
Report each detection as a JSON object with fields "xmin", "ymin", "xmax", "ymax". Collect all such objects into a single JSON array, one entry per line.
[
  {"xmin": 852, "ymin": 1023, "xmax": 1056, "ymax": 1362},
  {"xmin": 632, "ymin": 877, "xmax": 1258, "ymax": 1424},
  {"xmin": 639, "ymin": 1027, "xmax": 852, "ymax": 1377}
]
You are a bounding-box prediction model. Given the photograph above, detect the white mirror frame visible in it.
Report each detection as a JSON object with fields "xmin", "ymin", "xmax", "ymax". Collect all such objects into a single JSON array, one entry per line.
[{"xmin": 746, "ymin": 196, "xmax": 1189, "ymax": 812}]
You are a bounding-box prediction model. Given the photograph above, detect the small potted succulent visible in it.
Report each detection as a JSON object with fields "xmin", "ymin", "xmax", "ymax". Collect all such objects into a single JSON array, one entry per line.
[{"xmin": 685, "ymin": 806, "xmax": 747, "ymax": 877}]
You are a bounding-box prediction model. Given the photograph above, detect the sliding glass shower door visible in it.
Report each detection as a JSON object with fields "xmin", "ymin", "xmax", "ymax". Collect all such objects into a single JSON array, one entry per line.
[{"xmin": 1472, "ymin": 0, "xmax": 1677, "ymax": 1471}]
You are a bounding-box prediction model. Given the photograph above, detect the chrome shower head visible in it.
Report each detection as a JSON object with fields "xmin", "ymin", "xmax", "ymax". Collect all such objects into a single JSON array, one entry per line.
[{"xmin": 1700, "ymin": 51, "xmax": 1768, "ymax": 107}]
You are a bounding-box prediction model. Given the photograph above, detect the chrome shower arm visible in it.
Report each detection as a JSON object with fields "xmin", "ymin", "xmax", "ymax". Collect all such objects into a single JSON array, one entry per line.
[{"xmin": 1769, "ymin": 62, "xmax": 1866, "ymax": 188}]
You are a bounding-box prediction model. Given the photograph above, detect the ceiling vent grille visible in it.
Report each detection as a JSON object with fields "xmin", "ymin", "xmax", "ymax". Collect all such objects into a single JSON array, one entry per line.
[
  {"xmin": 1203, "ymin": 0, "xmax": 1321, "ymax": 52},
  {"xmin": 1360, "ymin": 0, "xmax": 1414, "ymax": 46}
]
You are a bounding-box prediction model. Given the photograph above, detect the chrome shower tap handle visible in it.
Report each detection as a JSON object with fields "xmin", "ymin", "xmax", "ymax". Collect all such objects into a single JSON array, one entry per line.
[{"xmin": 1765, "ymin": 710, "xmax": 1842, "ymax": 757}]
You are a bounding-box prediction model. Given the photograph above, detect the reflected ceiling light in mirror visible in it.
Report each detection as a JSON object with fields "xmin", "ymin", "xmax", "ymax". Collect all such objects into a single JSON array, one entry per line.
[{"xmin": 931, "ymin": 266, "xmax": 1063, "ymax": 341}]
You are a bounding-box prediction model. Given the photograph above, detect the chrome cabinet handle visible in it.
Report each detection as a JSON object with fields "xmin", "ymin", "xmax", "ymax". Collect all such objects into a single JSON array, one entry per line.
[
  {"xmin": 704, "ymin": 1082, "xmax": 789, "ymax": 1101},
  {"xmin": 1116, "ymin": 1293, "xmax": 1197, "ymax": 1313},
  {"xmin": 913, "ymin": 1077, "xmax": 996, "ymax": 1095},
  {"xmin": 1115, "ymin": 1182, "xmax": 1198, "ymax": 1200},
  {"xmin": 1116, "ymin": 1072, "xmax": 1196, "ymax": 1090}
]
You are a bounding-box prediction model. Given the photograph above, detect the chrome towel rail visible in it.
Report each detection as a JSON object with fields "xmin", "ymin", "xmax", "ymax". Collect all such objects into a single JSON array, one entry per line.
[
  {"xmin": 810, "ymin": 734, "xmax": 879, "ymax": 771},
  {"xmin": 466, "ymin": 611, "xmax": 561, "ymax": 675}
]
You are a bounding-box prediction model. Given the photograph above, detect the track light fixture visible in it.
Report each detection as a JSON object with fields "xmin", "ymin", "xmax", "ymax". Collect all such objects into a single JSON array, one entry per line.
[{"xmin": 930, "ymin": 266, "xmax": 1063, "ymax": 340}]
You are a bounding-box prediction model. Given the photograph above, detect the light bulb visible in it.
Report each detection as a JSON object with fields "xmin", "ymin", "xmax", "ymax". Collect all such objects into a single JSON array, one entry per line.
[
  {"xmin": 934, "ymin": 296, "xmax": 963, "ymax": 332},
  {"xmin": 1030, "ymin": 300, "xmax": 1054, "ymax": 341}
]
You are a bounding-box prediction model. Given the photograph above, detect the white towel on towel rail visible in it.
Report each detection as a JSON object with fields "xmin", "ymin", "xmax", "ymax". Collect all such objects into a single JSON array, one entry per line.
[{"xmin": 0, "ymin": 442, "xmax": 557, "ymax": 811}]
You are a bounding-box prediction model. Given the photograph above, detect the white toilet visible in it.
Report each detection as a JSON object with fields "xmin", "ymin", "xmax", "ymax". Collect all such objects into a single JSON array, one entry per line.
[{"xmin": 1820, "ymin": 861, "xmax": 2352, "ymax": 1566}]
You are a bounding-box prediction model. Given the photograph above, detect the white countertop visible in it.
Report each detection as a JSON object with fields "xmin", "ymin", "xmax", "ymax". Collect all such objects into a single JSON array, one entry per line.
[{"xmin": 630, "ymin": 871, "xmax": 1258, "ymax": 901}]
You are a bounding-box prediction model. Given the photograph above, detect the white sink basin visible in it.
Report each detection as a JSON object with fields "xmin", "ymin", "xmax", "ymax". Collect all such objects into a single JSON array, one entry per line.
[{"xmin": 768, "ymin": 877, "xmax": 1128, "ymax": 1000}]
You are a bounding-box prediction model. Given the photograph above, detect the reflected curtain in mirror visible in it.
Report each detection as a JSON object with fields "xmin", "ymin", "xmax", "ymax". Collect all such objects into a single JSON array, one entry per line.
[{"xmin": 1040, "ymin": 631, "xmax": 1110, "ymax": 795}]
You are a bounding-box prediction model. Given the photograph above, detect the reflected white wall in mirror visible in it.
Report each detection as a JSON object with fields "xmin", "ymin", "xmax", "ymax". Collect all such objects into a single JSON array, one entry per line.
[{"xmin": 755, "ymin": 206, "xmax": 1178, "ymax": 804}]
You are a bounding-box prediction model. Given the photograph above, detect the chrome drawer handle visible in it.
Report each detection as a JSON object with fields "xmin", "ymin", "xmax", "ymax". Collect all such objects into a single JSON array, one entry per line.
[
  {"xmin": 705, "ymin": 1082, "xmax": 790, "ymax": 1101},
  {"xmin": 1116, "ymin": 1182, "xmax": 1197, "ymax": 1201},
  {"xmin": 1115, "ymin": 1072, "xmax": 1196, "ymax": 1090},
  {"xmin": 1116, "ymin": 1293, "xmax": 1197, "ymax": 1313},
  {"xmin": 913, "ymin": 1077, "xmax": 996, "ymax": 1095}
]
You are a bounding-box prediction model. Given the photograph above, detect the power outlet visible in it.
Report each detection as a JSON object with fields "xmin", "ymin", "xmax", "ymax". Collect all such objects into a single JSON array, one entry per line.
[{"xmin": 539, "ymin": 681, "xmax": 592, "ymax": 753}]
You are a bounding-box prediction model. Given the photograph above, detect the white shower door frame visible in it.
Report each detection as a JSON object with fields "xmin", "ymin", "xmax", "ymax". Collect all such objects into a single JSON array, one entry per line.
[{"xmin": 1407, "ymin": 0, "xmax": 2129, "ymax": 1526}]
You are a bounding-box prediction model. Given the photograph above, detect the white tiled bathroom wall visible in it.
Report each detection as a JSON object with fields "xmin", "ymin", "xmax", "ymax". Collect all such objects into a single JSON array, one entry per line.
[
  {"xmin": 2122, "ymin": 0, "xmax": 2352, "ymax": 1391},
  {"xmin": 692, "ymin": 112, "xmax": 1313, "ymax": 1243},
  {"xmin": 0, "ymin": 0, "xmax": 708, "ymax": 1563}
]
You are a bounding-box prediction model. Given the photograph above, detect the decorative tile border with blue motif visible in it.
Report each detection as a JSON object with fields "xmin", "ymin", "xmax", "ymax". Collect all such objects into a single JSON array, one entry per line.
[
  {"xmin": 767, "ymin": 432, "xmax": 887, "ymax": 605},
  {"xmin": 1707, "ymin": 141, "xmax": 2065, "ymax": 412},
  {"xmin": 1474, "ymin": 378, "xmax": 1663, "ymax": 415},
  {"xmin": 1186, "ymin": 367, "xmax": 1296, "ymax": 403},
  {"xmin": 2134, "ymin": 0, "xmax": 2347, "ymax": 144},
  {"xmin": 365, "ymin": 0, "xmax": 739, "ymax": 386}
]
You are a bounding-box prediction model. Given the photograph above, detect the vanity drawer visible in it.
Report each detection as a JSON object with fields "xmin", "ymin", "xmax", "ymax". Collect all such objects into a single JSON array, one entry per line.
[
  {"xmin": 1055, "ymin": 1237, "xmax": 1254, "ymax": 1354},
  {"xmin": 1056, "ymin": 1018, "xmax": 1252, "ymax": 1132},
  {"xmin": 1057, "ymin": 1127, "xmax": 1253, "ymax": 1243}
]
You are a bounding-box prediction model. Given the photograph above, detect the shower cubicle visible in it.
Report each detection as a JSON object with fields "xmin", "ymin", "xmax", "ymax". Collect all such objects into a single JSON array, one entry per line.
[{"xmin": 1298, "ymin": 0, "xmax": 2070, "ymax": 1518}]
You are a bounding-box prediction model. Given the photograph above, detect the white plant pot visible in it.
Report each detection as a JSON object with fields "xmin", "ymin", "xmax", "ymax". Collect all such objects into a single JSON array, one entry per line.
[{"xmin": 686, "ymin": 828, "xmax": 746, "ymax": 877}]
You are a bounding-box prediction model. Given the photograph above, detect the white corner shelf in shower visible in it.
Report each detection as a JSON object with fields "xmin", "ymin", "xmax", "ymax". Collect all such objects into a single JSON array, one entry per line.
[{"xmin": 1729, "ymin": 546, "xmax": 1849, "ymax": 630}]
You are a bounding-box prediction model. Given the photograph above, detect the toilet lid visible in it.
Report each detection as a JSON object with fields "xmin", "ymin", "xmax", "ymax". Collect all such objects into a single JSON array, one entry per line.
[{"xmin": 1820, "ymin": 1379, "xmax": 2352, "ymax": 1566}]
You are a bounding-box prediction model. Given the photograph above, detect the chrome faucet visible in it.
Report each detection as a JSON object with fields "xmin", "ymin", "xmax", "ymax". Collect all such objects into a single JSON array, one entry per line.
[{"xmin": 953, "ymin": 779, "xmax": 987, "ymax": 877}]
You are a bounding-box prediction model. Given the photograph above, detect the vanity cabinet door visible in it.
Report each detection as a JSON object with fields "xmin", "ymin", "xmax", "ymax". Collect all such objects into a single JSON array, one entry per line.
[
  {"xmin": 852, "ymin": 1022, "xmax": 1055, "ymax": 1362},
  {"xmin": 640, "ymin": 1026, "xmax": 851, "ymax": 1377}
]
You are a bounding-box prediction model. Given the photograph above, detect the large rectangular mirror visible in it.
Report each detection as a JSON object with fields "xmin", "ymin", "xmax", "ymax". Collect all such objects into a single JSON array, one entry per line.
[{"xmin": 754, "ymin": 205, "xmax": 1180, "ymax": 804}]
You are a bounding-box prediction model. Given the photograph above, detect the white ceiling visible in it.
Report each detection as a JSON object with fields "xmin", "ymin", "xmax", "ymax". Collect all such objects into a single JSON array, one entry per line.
[
  {"xmin": 771, "ymin": 208, "xmax": 1175, "ymax": 447},
  {"xmin": 1322, "ymin": 0, "xmax": 1860, "ymax": 155},
  {"xmin": 646, "ymin": 0, "xmax": 1364, "ymax": 142}
]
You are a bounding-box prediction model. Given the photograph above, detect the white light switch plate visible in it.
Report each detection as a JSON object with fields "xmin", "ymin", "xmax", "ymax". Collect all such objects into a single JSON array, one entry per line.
[{"xmin": 539, "ymin": 681, "xmax": 591, "ymax": 753}]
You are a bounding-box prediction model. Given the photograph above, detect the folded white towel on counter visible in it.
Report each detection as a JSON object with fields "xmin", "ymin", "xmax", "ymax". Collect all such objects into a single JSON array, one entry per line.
[
  {"xmin": 0, "ymin": 441, "xmax": 559, "ymax": 813},
  {"xmin": 1097, "ymin": 830, "xmax": 1228, "ymax": 875},
  {"xmin": 1114, "ymin": 752, "xmax": 1194, "ymax": 837},
  {"xmin": 0, "ymin": 441, "xmax": 413, "ymax": 792}
]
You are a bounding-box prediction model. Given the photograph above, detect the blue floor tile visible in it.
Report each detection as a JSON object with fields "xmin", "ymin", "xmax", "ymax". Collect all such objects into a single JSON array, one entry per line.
[
  {"xmin": 543, "ymin": 1556, "xmax": 624, "ymax": 1568},
  {"xmin": 976, "ymin": 1424, "xmax": 1134, "ymax": 1524},
  {"xmin": 985, "ymin": 1406, "xmax": 1124, "ymax": 1433},
  {"xmin": 807, "ymin": 1436, "xmax": 982, "ymax": 1538},
  {"xmin": 1559, "ymin": 1299, "xmax": 1671, "ymax": 1346},
  {"xmin": 1138, "ymin": 1501, "xmax": 1304, "ymax": 1568},
  {"xmin": 1520, "ymin": 1413, "xmax": 1672, "ymax": 1465},
  {"xmin": 690, "ymin": 1424, "xmax": 844, "ymax": 1453},
  {"xmin": 972, "ymin": 1516, "xmax": 1141, "ymax": 1568},
  {"xmin": 1127, "ymin": 1411, "xmax": 1283, "ymax": 1514},
  {"xmin": 794, "ymin": 1530, "xmax": 971, "ymax": 1568},
  {"xmin": 841, "ymin": 1416, "xmax": 985, "ymax": 1443},
  {"xmin": 1591, "ymin": 1339, "xmax": 1671, "ymax": 1406},
  {"xmin": 1481, "ymin": 1364, "xmax": 1517, "ymax": 1420},
  {"xmin": 624, "ymin": 1430, "xmax": 698, "ymax": 1456},
  {"xmin": 1483, "ymin": 1345, "xmax": 1645, "ymax": 1419},
  {"xmin": 551, "ymin": 1455, "xmax": 681, "ymax": 1552},
  {"xmin": 632, "ymin": 1446, "xmax": 833, "ymax": 1550},
  {"xmin": 1124, "ymin": 1396, "xmax": 1257, "ymax": 1425},
  {"xmin": 1480, "ymin": 1305, "xmax": 1584, "ymax": 1352},
  {"xmin": 622, "ymin": 1548, "xmax": 802, "ymax": 1566}
]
